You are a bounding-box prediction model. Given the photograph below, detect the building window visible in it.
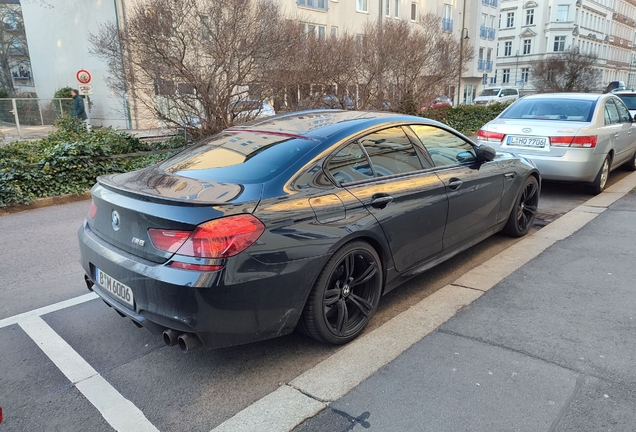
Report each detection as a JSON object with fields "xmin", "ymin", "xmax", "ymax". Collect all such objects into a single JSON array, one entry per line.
[
  {"xmin": 411, "ymin": 2, "xmax": 417, "ymax": 21},
  {"xmin": 479, "ymin": 47, "xmax": 484, "ymax": 61},
  {"xmin": 521, "ymin": 68, "xmax": 529, "ymax": 82},
  {"xmin": 491, "ymin": 70, "xmax": 497, "ymax": 84},
  {"xmin": 385, "ymin": 0, "xmax": 390, "ymax": 16},
  {"xmin": 487, "ymin": 48, "xmax": 492, "ymax": 61},
  {"xmin": 394, "ymin": 0, "xmax": 399, "ymax": 17},
  {"xmin": 523, "ymin": 39, "xmax": 531, "ymax": 54},
  {"xmin": 318, "ymin": 25, "xmax": 326, "ymax": 38},
  {"xmin": 504, "ymin": 41, "xmax": 512, "ymax": 56},
  {"xmin": 503, "ymin": 69, "xmax": 510, "ymax": 83},
  {"xmin": 557, "ymin": 5, "xmax": 569, "ymax": 22},
  {"xmin": 554, "ymin": 36, "xmax": 566, "ymax": 51},
  {"xmin": 297, "ymin": 0, "xmax": 328, "ymax": 10},
  {"xmin": 331, "ymin": 26, "xmax": 338, "ymax": 37},
  {"xmin": 356, "ymin": 0, "xmax": 368, "ymax": 13},
  {"xmin": 507, "ymin": 12, "xmax": 514, "ymax": 28},
  {"xmin": 526, "ymin": 9, "xmax": 534, "ymax": 25}
]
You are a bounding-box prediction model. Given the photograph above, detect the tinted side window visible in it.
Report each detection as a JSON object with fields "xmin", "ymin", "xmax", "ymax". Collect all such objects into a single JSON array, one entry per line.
[
  {"xmin": 326, "ymin": 142, "xmax": 375, "ymax": 184},
  {"xmin": 410, "ymin": 125, "xmax": 476, "ymax": 167},
  {"xmin": 358, "ymin": 127, "xmax": 423, "ymax": 176},
  {"xmin": 614, "ymin": 98, "xmax": 631, "ymax": 122},
  {"xmin": 605, "ymin": 99, "xmax": 620, "ymax": 125}
]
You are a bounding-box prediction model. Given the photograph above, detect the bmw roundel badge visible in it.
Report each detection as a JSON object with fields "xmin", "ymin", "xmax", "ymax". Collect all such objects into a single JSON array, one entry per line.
[{"xmin": 111, "ymin": 210, "xmax": 121, "ymax": 231}]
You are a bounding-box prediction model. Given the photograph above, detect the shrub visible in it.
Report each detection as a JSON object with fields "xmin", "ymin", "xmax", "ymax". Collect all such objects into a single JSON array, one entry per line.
[
  {"xmin": 419, "ymin": 102, "xmax": 511, "ymax": 136},
  {"xmin": 0, "ymin": 116, "xmax": 183, "ymax": 207}
]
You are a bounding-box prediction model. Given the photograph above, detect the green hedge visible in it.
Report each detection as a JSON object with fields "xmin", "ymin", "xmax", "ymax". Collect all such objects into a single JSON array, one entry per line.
[
  {"xmin": 419, "ymin": 102, "xmax": 511, "ymax": 136},
  {"xmin": 0, "ymin": 117, "xmax": 184, "ymax": 207}
]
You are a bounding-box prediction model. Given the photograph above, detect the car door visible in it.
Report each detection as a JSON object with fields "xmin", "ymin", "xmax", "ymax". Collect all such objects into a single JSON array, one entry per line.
[
  {"xmin": 610, "ymin": 97, "xmax": 635, "ymax": 165},
  {"xmin": 325, "ymin": 126, "xmax": 449, "ymax": 272},
  {"xmin": 602, "ymin": 98, "xmax": 628, "ymax": 165},
  {"xmin": 410, "ymin": 124, "xmax": 504, "ymax": 250}
]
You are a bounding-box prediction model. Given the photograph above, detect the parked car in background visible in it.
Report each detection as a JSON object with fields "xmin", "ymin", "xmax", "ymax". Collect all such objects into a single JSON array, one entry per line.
[
  {"xmin": 230, "ymin": 100, "xmax": 276, "ymax": 120},
  {"xmin": 478, "ymin": 93, "xmax": 636, "ymax": 194},
  {"xmin": 420, "ymin": 95, "xmax": 453, "ymax": 111},
  {"xmin": 79, "ymin": 110, "xmax": 539, "ymax": 352},
  {"xmin": 474, "ymin": 87, "xmax": 519, "ymax": 106},
  {"xmin": 611, "ymin": 90, "xmax": 636, "ymax": 118},
  {"xmin": 604, "ymin": 81, "xmax": 626, "ymax": 93},
  {"xmin": 322, "ymin": 94, "xmax": 355, "ymax": 110}
]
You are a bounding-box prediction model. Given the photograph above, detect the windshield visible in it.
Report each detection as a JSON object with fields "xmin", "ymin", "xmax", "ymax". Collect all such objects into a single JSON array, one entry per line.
[
  {"xmin": 617, "ymin": 94, "xmax": 636, "ymax": 110},
  {"xmin": 479, "ymin": 88, "xmax": 500, "ymax": 97},
  {"xmin": 500, "ymin": 98, "xmax": 597, "ymax": 122},
  {"xmin": 159, "ymin": 131, "xmax": 318, "ymax": 183}
]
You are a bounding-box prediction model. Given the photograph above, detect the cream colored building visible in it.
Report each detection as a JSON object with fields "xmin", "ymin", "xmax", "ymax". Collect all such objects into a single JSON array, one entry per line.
[{"xmin": 494, "ymin": 0, "xmax": 636, "ymax": 93}]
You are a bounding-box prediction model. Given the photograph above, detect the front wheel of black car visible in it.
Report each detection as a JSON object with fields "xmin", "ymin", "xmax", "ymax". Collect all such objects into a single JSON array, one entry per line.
[
  {"xmin": 503, "ymin": 176, "xmax": 539, "ymax": 237},
  {"xmin": 299, "ymin": 241, "xmax": 383, "ymax": 345}
]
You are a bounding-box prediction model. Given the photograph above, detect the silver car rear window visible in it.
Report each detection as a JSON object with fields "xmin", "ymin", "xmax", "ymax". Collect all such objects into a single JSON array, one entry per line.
[{"xmin": 500, "ymin": 98, "xmax": 596, "ymax": 122}]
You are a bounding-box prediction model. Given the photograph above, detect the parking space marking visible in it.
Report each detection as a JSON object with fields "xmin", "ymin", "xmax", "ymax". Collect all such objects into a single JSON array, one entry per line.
[
  {"xmin": 0, "ymin": 292, "xmax": 98, "ymax": 329},
  {"xmin": 19, "ymin": 315, "xmax": 159, "ymax": 432}
]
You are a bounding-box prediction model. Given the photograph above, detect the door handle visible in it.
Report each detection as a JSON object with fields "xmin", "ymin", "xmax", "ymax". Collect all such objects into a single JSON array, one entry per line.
[
  {"xmin": 370, "ymin": 194, "xmax": 393, "ymax": 209},
  {"xmin": 504, "ymin": 172, "xmax": 516, "ymax": 180},
  {"xmin": 448, "ymin": 178, "xmax": 463, "ymax": 191}
]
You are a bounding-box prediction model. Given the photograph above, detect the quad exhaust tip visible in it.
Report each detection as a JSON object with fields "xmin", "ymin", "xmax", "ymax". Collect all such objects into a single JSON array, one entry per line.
[{"xmin": 163, "ymin": 330, "xmax": 203, "ymax": 353}]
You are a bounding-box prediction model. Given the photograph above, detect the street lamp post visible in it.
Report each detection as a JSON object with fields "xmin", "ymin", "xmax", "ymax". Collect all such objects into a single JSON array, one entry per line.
[{"xmin": 457, "ymin": 0, "xmax": 468, "ymax": 106}]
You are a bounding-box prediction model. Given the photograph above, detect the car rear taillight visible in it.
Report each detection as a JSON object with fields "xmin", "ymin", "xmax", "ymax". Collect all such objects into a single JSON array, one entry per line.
[
  {"xmin": 550, "ymin": 136, "xmax": 597, "ymax": 148},
  {"xmin": 148, "ymin": 214, "xmax": 265, "ymax": 264},
  {"xmin": 478, "ymin": 129, "xmax": 505, "ymax": 142},
  {"xmin": 88, "ymin": 200, "xmax": 98, "ymax": 219}
]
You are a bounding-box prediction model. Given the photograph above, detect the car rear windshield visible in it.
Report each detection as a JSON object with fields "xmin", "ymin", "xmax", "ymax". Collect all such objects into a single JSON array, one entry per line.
[
  {"xmin": 479, "ymin": 88, "xmax": 500, "ymax": 97},
  {"xmin": 159, "ymin": 131, "xmax": 318, "ymax": 184},
  {"xmin": 617, "ymin": 94, "xmax": 636, "ymax": 110},
  {"xmin": 500, "ymin": 98, "xmax": 596, "ymax": 122}
]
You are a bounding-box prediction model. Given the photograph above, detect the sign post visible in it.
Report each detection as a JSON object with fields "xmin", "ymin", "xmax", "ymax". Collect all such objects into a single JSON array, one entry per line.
[{"xmin": 76, "ymin": 69, "xmax": 92, "ymax": 128}]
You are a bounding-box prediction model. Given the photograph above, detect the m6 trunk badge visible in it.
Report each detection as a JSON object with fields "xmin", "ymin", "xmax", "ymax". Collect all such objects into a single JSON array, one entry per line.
[
  {"xmin": 131, "ymin": 237, "xmax": 145, "ymax": 246},
  {"xmin": 111, "ymin": 210, "xmax": 121, "ymax": 231},
  {"xmin": 522, "ymin": 128, "xmax": 532, "ymax": 133}
]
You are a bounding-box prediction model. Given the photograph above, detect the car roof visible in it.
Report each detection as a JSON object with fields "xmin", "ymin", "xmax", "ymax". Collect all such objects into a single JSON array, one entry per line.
[
  {"xmin": 520, "ymin": 93, "xmax": 602, "ymax": 101},
  {"xmin": 227, "ymin": 109, "xmax": 446, "ymax": 140}
]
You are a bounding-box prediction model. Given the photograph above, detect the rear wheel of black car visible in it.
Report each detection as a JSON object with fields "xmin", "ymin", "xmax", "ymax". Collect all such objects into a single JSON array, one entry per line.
[
  {"xmin": 299, "ymin": 241, "xmax": 383, "ymax": 345},
  {"xmin": 503, "ymin": 176, "xmax": 539, "ymax": 237}
]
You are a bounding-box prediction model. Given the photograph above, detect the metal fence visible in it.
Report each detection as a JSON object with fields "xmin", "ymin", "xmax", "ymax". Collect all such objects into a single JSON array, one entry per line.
[{"xmin": 0, "ymin": 98, "xmax": 74, "ymax": 140}]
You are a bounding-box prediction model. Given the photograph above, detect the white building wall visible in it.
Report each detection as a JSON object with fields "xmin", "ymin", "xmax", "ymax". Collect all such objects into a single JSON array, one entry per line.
[{"xmin": 20, "ymin": 1, "xmax": 129, "ymax": 128}]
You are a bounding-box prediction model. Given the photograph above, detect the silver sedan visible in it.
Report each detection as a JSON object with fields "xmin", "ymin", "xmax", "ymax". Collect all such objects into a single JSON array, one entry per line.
[{"xmin": 477, "ymin": 93, "xmax": 636, "ymax": 193}]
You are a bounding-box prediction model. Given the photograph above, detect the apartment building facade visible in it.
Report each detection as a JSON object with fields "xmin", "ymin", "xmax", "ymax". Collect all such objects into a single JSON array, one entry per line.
[{"xmin": 494, "ymin": 0, "xmax": 636, "ymax": 94}]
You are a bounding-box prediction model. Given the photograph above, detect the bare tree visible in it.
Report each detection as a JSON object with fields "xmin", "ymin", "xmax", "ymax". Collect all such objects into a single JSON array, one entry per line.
[
  {"xmin": 531, "ymin": 47, "xmax": 601, "ymax": 93},
  {"xmin": 0, "ymin": 3, "xmax": 31, "ymax": 94},
  {"xmin": 91, "ymin": 0, "xmax": 299, "ymax": 136},
  {"xmin": 357, "ymin": 14, "xmax": 471, "ymax": 112}
]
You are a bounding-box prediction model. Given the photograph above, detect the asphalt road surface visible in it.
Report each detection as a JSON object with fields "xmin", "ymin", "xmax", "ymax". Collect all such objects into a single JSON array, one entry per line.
[{"xmin": 0, "ymin": 169, "xmax": 630, "ymax": 431}]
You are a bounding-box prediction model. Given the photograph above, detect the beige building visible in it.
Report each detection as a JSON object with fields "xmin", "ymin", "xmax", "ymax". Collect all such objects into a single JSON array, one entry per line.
[{"xmin": 494, "ymin": 0, "xmax": 636, "ymax": 94}]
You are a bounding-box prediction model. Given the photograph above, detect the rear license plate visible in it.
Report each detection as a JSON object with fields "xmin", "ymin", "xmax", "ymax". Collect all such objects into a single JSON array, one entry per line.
[
  {"xmin": 96, "ymin": 268, "xmax": 134, "ymax": 309},
  {"xmin": 507, "ymin": 135, "xmax": 547, "ymax": 148}
]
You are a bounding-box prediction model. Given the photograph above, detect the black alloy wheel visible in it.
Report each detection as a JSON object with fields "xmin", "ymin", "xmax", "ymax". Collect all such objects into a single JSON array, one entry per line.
[
  {"xmin": 299, "ymin": 241, "xmax": 383, "ymax": 344},
  {"xmin": 503, "ymin": 176, "xmax": 539, "ymax": 237}
]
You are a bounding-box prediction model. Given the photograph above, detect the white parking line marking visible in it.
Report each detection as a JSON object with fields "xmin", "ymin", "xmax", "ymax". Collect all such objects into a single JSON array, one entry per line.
[
  {"xmin": 19, "ymin": 316, "xmax": 159, "ymax": 432},
  {"xmin": 0, "ymin": 292, "xmax": 98, "ymax": 329}
]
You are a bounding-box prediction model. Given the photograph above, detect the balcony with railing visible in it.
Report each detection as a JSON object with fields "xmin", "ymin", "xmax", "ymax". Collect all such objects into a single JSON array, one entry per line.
[
  {"xmin": 442, "ymin": 18, "xmax": 453, "ymax": 33},
  {"xmin": 480, "ymin": 26, "xmax": 496, "ymax": 40},
  {"xmin": 477, "ymin": 60, "xmax": 493, "ymax": 72}
]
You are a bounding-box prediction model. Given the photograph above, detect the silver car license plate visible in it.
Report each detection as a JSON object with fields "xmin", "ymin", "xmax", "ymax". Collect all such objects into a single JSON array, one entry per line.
[
  {"xmin": 96, "ymin": 268, "xmax": 134, "ymax": 308},
  {"xmin": 507, "ymin": 136, "xmax": 547, "ymax": 148}
]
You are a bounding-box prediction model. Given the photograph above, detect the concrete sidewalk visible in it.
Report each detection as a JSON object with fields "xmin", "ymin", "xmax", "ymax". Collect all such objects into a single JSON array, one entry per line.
[{"xmin": 292, "ymin": 190, "xmax": 636, "ymax": 431}]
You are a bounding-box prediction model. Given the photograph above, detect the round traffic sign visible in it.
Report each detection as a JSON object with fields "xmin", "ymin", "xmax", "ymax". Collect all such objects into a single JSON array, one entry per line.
[{"xmin": 76, "ymin": 69, "xmax": 91, "ymax": 84}]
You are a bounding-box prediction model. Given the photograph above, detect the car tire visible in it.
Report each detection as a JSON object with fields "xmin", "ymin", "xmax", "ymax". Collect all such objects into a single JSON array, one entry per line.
[
  {"xmin": 299, "ymin": 241, "xmax": 382, "ymax": 345},
  {"xmin": 503, "ymin": 175, "xmax": 539, "ymax": 237},
  {"xmin": 590, "ymin": 155, "xmax": 611, "ymax": 195},
  {"xmin": 624, "ymin": 150, "xmax": 636, "ymax": 171}
]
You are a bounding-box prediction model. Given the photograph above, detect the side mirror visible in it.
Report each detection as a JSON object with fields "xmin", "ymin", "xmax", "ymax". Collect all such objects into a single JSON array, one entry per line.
[{"xmin": 475, "ymin": 144, "xmax": 496, "ymax": 162}]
